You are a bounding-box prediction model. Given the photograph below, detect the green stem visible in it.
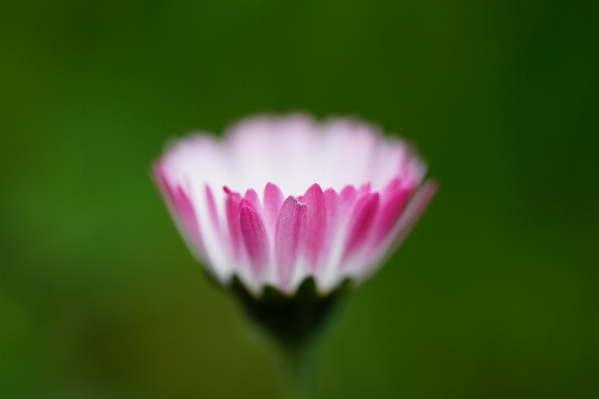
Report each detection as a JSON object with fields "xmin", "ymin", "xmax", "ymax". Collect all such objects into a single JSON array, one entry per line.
[{"xmin": 279, "ymin": 341, "xmax": 320, "ymax": 399}]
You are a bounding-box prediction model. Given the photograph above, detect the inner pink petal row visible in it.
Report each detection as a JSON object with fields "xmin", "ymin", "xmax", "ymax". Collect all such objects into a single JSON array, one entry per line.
[{"xmin": 154, "ymin": 114, "xmax": 436, "ymax": 294}]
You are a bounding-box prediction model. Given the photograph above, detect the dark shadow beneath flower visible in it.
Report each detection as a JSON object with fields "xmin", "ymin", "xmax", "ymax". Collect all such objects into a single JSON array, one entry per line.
[{"xmin": 230, "ymin": 275, "xmax": 350, "ymax": 347}]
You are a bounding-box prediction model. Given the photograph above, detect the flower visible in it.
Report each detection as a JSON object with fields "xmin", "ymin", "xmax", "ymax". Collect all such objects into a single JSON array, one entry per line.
[{"xmin": 153, "ymin": 114, "xmax": 437, "ymax": 297}]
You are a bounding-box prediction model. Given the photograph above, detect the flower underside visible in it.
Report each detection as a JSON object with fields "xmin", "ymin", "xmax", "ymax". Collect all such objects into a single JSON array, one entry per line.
[{"xmin": 231, "ymin": 275, "xmax": 350, "ymax": 345}]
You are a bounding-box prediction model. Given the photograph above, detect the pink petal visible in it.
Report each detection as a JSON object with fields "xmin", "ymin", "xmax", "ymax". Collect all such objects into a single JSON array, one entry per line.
[
  {"xmin": 357, "ymin": 182, "xmax": 371, "ymax": 196},
  {"xmin": 275, "ymin": 196, "xmax": 307, "ymax": 289},
  {"xmin": 382, "ymin": 177, "xmax": 401, "ymax": 197},
  {"xmin": 163, "ymin": 182, "xmax": 204, "ymax": 256},
  {"xmin": 320, "ymin": 188, "xmax": 338, "ymax": 261},
  {"xmin": 391, "ymin": 180, "xmax": 438, "ymax": 248},
  {"xmin": 372, "ymin": 184, "xmax": 415, "ymax": 246},
  {"xmin": 338, "ymin": 185, "xmax": 358, "ymax": 216},
  {"xmin": 153, "ymin": 163, "xmax": 205, "ymax": 255},
  {"xmin": 174, "ymin": 186, "xmax": 204, "ymax": 253},
  {"xmin": 323, "ymin": 188, "xmax": 338, "ymax": 224},
  {"xmin": 263, "ymin": 182, "xmax": 284, "ymax": 235},
  {"xmin": 224, "ymin": 186, "xmax": 242, "ymax": 259},
  {"xmin": 298, "ymin": 183, "xmax": 326, "ymax": 271},
  {"xmin": 239, "ymin": 203, "xmax": 270, "ymax": 279},
  {"xmin": 244, "ymin": 189, "xmax": 262, "ymax": 212},
  {"xmin": 205, "ymin": 184, "xmax": 220, "ymax": 234},
  {"xmin": 361, "ymin": 180, "xmax": 437, "ymax": 277},
  {"xmin": 343, "ymin": 192, "xmax": 380, "ymax": 261}
]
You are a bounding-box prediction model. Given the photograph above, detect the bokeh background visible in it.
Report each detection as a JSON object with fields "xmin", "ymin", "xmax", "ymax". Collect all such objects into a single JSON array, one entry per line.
[{"xmin": 1, "ymin": 1, "xmax": 598, "ymax": 398}]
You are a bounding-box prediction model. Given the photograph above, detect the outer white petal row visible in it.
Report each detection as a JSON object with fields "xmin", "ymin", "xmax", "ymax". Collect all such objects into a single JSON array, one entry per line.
[{"xmin": 154, "ymin": 114, "xmax": 436, "ymax": 295}]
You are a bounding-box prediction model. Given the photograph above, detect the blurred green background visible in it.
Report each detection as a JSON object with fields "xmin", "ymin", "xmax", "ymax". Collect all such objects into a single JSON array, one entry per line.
[{"xmin": 1, "ymin": 1, "xmax": 598, "ymax": 398}]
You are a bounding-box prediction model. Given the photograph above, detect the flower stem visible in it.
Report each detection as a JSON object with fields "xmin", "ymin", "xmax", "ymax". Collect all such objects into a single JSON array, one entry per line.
[{"xmin": 279, "ymin": 340, "xmax": 320, "ymax": 399}]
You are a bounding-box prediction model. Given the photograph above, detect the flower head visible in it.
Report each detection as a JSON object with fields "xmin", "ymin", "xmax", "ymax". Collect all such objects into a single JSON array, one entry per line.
[{"xmin": 154, "ymin": 114, "xmax": 436, "ymax": 297}]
